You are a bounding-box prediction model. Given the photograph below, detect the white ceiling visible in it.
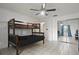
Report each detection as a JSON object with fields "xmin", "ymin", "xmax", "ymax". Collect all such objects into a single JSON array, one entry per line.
[{"xmin": 0, "ymin": 3, "xmax": 79, "ymax": 19}]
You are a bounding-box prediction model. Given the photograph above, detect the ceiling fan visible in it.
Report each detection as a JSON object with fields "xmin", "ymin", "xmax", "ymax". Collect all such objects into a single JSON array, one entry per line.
[{"xmin": 30, "ymin": 3, "xmax": 56, "ymax": 16}]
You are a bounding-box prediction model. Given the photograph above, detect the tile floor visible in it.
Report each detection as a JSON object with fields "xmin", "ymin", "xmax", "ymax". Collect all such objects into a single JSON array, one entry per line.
[{"xmin": 0, "ymin": 37, "xmax": 79, "ymax": 55}]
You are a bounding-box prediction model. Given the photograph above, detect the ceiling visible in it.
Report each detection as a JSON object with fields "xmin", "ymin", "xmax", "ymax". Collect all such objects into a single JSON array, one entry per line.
[{"xmin": 0, "ymin": 3, "xmax": 79, "ymax": 19}]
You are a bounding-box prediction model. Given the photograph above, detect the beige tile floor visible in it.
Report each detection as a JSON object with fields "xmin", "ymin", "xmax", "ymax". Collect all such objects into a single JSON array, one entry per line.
[{"xmin": 0, "ymin": 37, "xmax": 79, "ymax": 55}]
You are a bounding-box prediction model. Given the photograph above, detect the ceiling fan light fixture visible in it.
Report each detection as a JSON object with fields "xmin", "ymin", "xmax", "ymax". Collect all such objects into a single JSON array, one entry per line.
[
  {"xmin": 40, "ymin": 10, "xmax": 45, "ymax": 16},
  {"xmin": 40, "ymin": 10, "xmax": 48, "ymax": 16}
]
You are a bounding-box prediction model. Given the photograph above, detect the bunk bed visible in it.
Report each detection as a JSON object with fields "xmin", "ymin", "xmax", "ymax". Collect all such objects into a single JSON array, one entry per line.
[{"xmin": 8, "ymin": 18, "xmax": 45, "ymax": 55}]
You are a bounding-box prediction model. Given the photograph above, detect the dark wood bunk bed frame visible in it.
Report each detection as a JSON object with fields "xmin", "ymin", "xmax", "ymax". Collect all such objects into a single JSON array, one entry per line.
[{"xmin": 8, "ymin": 18, "xmax": 45, "ymax": 55}]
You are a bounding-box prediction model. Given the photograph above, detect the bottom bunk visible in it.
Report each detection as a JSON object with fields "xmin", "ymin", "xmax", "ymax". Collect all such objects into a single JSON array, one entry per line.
[{"xmin": 8, "ymin": 35, "xmax": 45, "ymax": 55}]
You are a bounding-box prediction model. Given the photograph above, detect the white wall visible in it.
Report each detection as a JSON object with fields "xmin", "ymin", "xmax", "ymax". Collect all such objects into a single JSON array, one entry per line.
[
  {"xmin": 0, "ymin": 22, "xmax": 8, "ymax": 49},
  {"xmin": 42, "ymin": 18, "xmax": 57, "ymax": 41},
  {"xmin": 0, "ymin": 8, "xmax": 40, "ymax": 49}
]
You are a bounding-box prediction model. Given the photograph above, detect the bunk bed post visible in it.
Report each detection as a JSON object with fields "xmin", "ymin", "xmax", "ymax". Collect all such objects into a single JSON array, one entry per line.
[
  {"xmin": 8, "ymin": 21, "xmax": 10, "ymax": 47},
  {"xmin": 13, "ymin": 19, "xmax": 15, "ymax": 37},
  {"xmin": 16, "ymin": 35, "xmax": 19, "ymax": 55},
  {"xmin": 32, "ymin": 24, "xmax": 34, "ymax": 35},
  {"xmin": 43, "ymin": 33, "xmax": 44, "ymax": 44},
  {"xmin": 39, "ymin": 24, "xmax": 41, "ymax": 32},
  {"xmin": 12, "ymin": 19, "xmax": 19, "ymax": 55}
]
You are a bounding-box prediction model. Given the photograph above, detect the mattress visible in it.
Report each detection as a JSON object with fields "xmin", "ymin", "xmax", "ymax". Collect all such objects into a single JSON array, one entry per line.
[{"xmin": 9, "ymin": 35, "xmax": 44, "ymax": 47}]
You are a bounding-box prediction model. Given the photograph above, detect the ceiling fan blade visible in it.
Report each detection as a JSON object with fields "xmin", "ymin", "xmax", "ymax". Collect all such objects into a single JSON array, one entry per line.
[
  {"xmin": 30, "ymin": 9, "xmax": 39, "ymax": 11},
  {"xmin": 46, "ymin": 9, "xmax": 56, "ymax": 11}
]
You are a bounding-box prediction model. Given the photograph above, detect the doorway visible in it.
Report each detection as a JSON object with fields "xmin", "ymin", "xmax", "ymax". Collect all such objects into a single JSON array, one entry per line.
[
  {"xmin": 58, "ymin": 24, "xmax": 72, "ymax": 43},
  {"xmin": 57, "ymin": 18, "xmax": 79, "ymax": 44}
]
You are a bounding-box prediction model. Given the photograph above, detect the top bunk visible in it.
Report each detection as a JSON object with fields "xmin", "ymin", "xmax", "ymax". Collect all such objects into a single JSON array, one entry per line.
[{"xmin": 8, "ymin": 18, "xmax": 40, "ymax": 29}]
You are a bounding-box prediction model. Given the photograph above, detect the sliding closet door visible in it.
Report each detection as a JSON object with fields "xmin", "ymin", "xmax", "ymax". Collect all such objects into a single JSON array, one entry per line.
[{"xmin": 0, "ymin": 22, "xmax": 8, "ymax": 49}]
